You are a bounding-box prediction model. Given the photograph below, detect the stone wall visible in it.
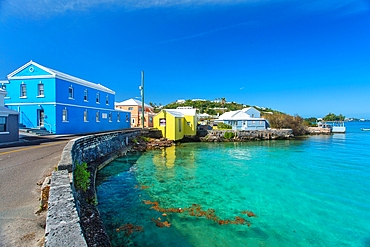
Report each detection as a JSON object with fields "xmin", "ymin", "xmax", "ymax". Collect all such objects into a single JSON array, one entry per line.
[
  {"xmin": 45, "ymin": 129, "xmax": 144, "ymax": 247},
  {"xmin": 200, "ymin": 129, "xmax": 294, "ymax": 142},
  {"xmin": 45, "ymin": 170, "xmax": 87, "ymax": 247},
  {"xmin": 307, "ymin": 127, "xmax": 332, "ymax": 135}
]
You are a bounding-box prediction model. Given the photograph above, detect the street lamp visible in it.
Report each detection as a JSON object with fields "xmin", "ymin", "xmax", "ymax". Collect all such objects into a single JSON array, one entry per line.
[{"xmin": 139, "ymin": 71, "xmax": 145, "ymax": 128}]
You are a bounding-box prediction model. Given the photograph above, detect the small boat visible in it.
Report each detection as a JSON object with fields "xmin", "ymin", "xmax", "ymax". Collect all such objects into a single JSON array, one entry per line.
[{"xmin": 361, "ymin": 128, "xmax": 370, "ymax": 131}]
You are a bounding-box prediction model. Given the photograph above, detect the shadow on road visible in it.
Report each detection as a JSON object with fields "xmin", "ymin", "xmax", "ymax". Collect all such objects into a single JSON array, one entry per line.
[{"xmin": 0, "ymin": 134, "xmax": 82, "ymax": 149}]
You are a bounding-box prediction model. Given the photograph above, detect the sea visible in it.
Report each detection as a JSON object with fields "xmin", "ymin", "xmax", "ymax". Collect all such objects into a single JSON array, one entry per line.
[{"xmin": 96, "ymin": 121, "xmax": 370, "ymax": 247}]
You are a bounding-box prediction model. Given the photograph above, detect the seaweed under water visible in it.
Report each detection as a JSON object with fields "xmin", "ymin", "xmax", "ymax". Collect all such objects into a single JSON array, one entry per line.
[{"xmin": 143, "ymin": 200, "xmax": 256, "ymax": 227}]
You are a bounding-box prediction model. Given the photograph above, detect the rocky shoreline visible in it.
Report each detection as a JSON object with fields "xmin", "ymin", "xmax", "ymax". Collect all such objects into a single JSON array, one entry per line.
[{"xmin": 198, "ymin": 129, "xmax": 295, "ymax": 142}]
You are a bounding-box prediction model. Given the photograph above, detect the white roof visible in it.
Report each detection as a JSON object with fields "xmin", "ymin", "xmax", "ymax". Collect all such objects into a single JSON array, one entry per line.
[
  {"xmin": 165, "ymin": 110, "xmax": 185, "ymax": 118},
  {"xmin": 218, "ymin": 109, "xmax": 264, "ymax": 121},
  {"xmin": 7, "ymin": 61, "xmax": 115, "ymax": 94},
  {"xmin": 115, "ymin": 98, "xmax": 152, "ymax": 108},
  {"xmin": 164, "ymin": 108, "xmax": 197, "ymax": 117}
]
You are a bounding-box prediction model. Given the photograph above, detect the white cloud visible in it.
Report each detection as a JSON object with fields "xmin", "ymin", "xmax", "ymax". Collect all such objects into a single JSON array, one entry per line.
[
  {"xmin": 1, "ymin": 0, "xmax": 368, "ymax": 19},
  {"xmin": 0, "ymin": 0, "xmax": 255, "ymax": 18}
]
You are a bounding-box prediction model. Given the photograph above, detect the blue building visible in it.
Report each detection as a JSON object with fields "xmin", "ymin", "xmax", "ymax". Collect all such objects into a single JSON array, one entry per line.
[
  {"xmin": 214, "ymin": 107, "xmax": 270, "ymax": 130},
  {"xmin": 3, "ymin": 61, "xmax": 130, "ymax": 134}
]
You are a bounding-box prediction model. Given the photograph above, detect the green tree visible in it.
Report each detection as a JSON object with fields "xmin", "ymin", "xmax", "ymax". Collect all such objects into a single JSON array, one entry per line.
[
  {"xmin": 221, "ymin": 98, "xmax": 226, "ymax": 113},
  {"xmin": 323, "ymin": 113, "xmax": 345, "ymax": 121},
  {"xmin": 206, "ymin": 108, "xmax": 217, "ymax": 116},
  {"xmin": 304, "ymin": 117, "xmax": 318, "ymax": 127}
]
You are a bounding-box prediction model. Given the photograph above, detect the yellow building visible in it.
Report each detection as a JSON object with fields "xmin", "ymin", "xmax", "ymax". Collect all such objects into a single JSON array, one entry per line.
[{"xmin": 154, "ymin": 107, "xmax": 197, "ymax": 141}]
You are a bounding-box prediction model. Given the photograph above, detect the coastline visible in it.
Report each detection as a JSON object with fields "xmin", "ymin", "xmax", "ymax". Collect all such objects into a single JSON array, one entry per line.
[{"xmin": 44, "ymin": 127, "xmax": 330, "ymax": 246}]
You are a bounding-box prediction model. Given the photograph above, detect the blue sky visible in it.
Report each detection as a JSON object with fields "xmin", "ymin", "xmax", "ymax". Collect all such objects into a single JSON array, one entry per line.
[{"xmin": 1, "ymin": 0, "xmax": 370, "ymax": 118}]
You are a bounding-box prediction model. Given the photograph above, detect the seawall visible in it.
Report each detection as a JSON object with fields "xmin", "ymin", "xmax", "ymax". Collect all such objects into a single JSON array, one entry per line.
[
  {"xmin": 306, "ymin": 127, "xmax": 332, "ymax": 135},
  {"xmin": 45, "ymin": 129, "xmax": 147, "ymax": 247}
]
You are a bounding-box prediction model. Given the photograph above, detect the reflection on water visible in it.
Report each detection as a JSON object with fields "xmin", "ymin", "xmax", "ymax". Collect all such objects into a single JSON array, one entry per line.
[{"xmin": 153, "ymin": 145, "xmax": 176, "ymax": 168}]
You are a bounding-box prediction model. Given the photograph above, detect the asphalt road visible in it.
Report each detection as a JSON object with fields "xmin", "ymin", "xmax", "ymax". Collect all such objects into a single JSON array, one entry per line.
[{"xmin": 0, "ymin": 135, "xmax": 79, "ymax": 247}]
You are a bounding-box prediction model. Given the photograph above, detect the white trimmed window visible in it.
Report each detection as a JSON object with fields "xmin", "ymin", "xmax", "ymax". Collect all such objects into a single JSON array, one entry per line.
[
  {"xmin": 38, "ymin": 83, "xmax": 44, "ymax": 96},
  {"xmin": 117, "ymin": 113, "xmax": 121, "ymax": 122},
  {"xmin": 84, "ymin": 110, "xmax": 88, "ymax": 122},
  {"xmin": 96, "ymin": 93, "xmax": 100, "ymax": 104},
  {"xmin": 96, "ymin": 111, "xmax": 100, "ymax": 122},
  {"xmin": 84, "ymin": 89, "xmax": 88, "ymax": 101},
  {"xmin": 68, "ymin": 86, "xmax": 74, "ymax": 99},
  {"xmin": 62, "ymin": 108, "xmax": 68, "ymax": 122},
  {"xmin": 109, "ymin": 112, "xmax": 112, "ymax": 122},
  {"xmin": 106, "ymin": 95, "xmax": 109, "ymax": 105},
  {"xmin": 20, "ymin": 83, "xmax": 27, "ymax": 97},
  {"xmin": 0, "ymin": 116, "xmax": 7, "ymax": 132}
]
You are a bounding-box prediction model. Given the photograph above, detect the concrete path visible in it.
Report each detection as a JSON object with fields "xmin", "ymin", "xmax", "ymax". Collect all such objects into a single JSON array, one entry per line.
[{"xmin": 0, "ymin": 135, "xmax": 79, "ymax": 247}]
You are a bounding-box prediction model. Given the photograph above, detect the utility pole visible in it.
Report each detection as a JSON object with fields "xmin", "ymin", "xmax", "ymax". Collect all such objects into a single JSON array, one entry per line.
[{"xmin": 140, "ymin": 71, "xmax": 145, "ymax": 128}]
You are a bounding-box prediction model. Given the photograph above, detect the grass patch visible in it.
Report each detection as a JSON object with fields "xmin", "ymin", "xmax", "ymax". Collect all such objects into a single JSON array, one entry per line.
[{"xmin": 74, "ymin": 162, "xmax": 90, "ymax": 192}]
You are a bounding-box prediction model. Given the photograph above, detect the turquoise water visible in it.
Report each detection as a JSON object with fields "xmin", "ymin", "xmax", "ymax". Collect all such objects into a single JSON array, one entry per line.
[{"xmin": 96, "ymin": 121, "xmax": 370, "ymax": 247}]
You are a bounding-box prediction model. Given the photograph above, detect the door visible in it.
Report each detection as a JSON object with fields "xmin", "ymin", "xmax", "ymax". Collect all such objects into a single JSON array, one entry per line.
[{"xmin": 38, "ymin": 109, "xmax": 44, "ymax": 127}]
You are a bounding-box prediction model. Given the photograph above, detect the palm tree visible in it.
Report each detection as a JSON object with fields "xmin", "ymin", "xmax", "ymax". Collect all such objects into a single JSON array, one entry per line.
[{"xmin": 221, "ymin": 98, "xmax": 226, "ymax": 113}]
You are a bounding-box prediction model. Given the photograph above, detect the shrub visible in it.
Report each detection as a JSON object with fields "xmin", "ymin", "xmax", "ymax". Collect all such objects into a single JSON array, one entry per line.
[
  {"xmin": 264, "ymin": 113, "xmax": 307, "ymax": 136},
  {"xmin": 142, "ymin": 136, "xmax": 150, "ymax": 142},
  {"xmin": 224, "ymin": 132, "xmax": 235, "ymax": 139},
  {"xmin": 217, "ymin": 122, "xmax": 232, "ymax": 129},
  {"xmin": 74, "ymin": 162, "xmax": 90, "ymax": 192}
]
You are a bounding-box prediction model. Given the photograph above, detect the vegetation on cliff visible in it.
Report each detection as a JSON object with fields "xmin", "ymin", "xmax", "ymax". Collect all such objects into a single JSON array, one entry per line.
[
  {"xmin": 263, "ymin": 113, "xmax": 308, "ymax": 136},
  {"xmin": 152, "ymin": 99, "xmax": 281, "ymax": 116}
]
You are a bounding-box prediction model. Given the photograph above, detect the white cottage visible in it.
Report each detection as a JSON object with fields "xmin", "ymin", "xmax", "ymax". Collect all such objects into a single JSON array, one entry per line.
[{"xmin": 215, "ymin": 107, "xmax": 269, "ymax": 130}]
